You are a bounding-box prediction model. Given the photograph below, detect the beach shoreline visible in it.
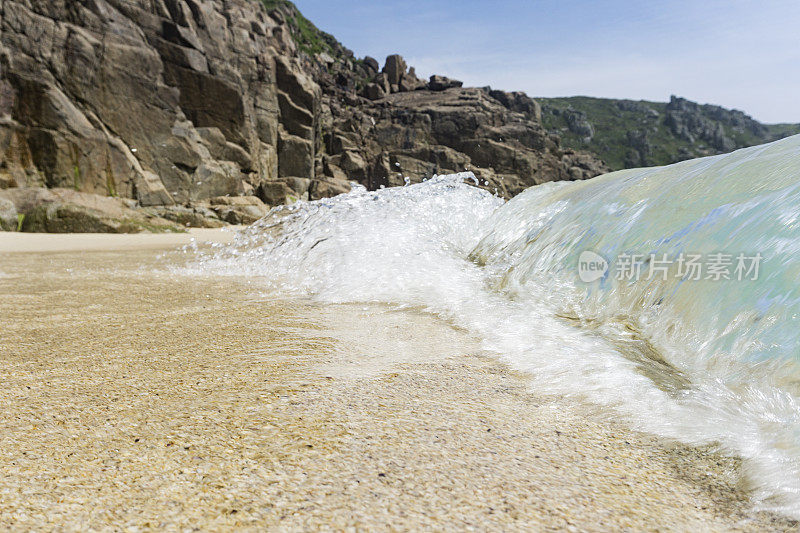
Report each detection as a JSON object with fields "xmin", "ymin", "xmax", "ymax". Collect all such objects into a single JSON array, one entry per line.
[
  {"xmin": 0, "ymin": 237, "xmax": 795, "ymax": 530},
  {"xmin": 0, "ymin": 227, "xmax": 242, "ymax": 254}
]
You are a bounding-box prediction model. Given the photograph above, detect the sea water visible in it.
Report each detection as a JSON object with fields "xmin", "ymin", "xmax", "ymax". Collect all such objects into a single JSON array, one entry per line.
[{"xmin": 186, "ymin": 134, "xmax": 800, "ymax": 517}]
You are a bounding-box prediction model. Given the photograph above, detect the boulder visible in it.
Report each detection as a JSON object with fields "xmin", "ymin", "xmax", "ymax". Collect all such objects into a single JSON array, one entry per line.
[
  {"xmin": 428, "ymin": 75, "xmax": 463, "ymax": 91},
  {"xmin": 363, "ymin": 56, "xmax": 380, "ymax": 74},
  {"xmin": 309, "ymin": 179, "xmax": 351, "ymax": 200},
  {"xmin": 488, "ymin": 90, "xmax": 542, "ymax": 122},
  {"xmin": 279, "ymin": 177, "xmax": 312, "ymax": 198},
  {"xmin": 362, "ymin": 83, "xmax": 386, "ymax": 101},
  {"xmin": 148, "ymin": 205, "xmax": 225, "ymax": 228},
  {"xmin": 1, "ymin": 187, "xmax": 181, "ymax": 233},
  {"xmin": 399, "ymin": 69, "xmax": 424, "ymax": 92},
  {"xmin": 190, "ymin": 161, "xmax": 241, "ymax": 201},
  {"xmin": 372, "ymin": 72, "xmax": 391, "ymax": 94},
  {"xmin": 383, "ymin": 55, "xmax": 407, "ymax": 86},
  {"xmin": 135, "ymin": 170, "xmax": 174, "ymax": 207},
  {"xmin": 328, "ymin": 132, "xmax": 359, "ymax": 154},
  {"xmin": 209, "ymin": 195, "xmax": 266, "ymax": 207},
  {"xmin": 322, "ymin": 159, "xmax": 349, "ymax": 182},
  {"xmin": 219, "ymin": 206, "xmax": 266, "ymax": 225},
  {"xmin": 257, "ymin": 181, "xmax": 299, "ymax": 206},
  {"xmin": 0, "ymin": 196, "xmax": 17, "ymax": 231},
  {"xmin": 222, "ymin": 142, "xmax": 253, "ymax": 172},
  {"xmin": 339, "ymin": 151, "xmax": 368, "ymax": 181}
]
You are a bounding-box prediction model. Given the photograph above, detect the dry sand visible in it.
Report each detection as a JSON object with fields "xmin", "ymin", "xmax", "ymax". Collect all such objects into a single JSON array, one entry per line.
[
  {"xmin": 0, "ymin": 234, "xmax": 796, "ymax": 531},
  {"xmin": 0, "ymin": 227, "xmax": 240, "ymax": 253}
]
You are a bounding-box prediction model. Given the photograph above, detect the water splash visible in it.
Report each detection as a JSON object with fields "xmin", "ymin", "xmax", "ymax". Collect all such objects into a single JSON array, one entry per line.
[{"xmin": 184, "ymin": 136, "xmax": 800, "ymax": 517}]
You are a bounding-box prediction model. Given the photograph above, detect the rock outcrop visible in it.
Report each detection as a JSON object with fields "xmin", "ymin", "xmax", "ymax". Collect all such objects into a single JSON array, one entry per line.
[
  {"xmin": 0, "ymin": 0, "xmax": 607, "ymax": 232},
  {"xmin": 318, "ymin": 86, "xmax": 605, "ymax": 197},
  {"xmin": 0, "ymin": 187, "xmax": 182, "ymax": 233},
  {"xmin": 0, "ymin": 0, "xmax": 298, "ymax": 207}
]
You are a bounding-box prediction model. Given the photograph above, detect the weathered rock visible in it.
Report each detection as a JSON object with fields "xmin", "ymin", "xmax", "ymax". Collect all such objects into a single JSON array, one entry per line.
[
  {"xmin": 0, "ymin": 196, "xmax": 17, "ymax": 231},
  {"xmin": 399, "ymin": 69, "xmax": 424, "ymax": 92},
  {"xmin": 1, "ymin": 187, "xmax": 181, "ymax": 233},
  {"xmin": 665, "ymin": 96, "xmax": 738, "ymax": 152},
  {"xmin": 362, "ymin": 83, "xmax": 386, "ymax": 101},
  {"xmin": 322, "ymin": 158, "xmax": 349, "ymax": 182},
  {"xmin": 328, "ymin": 132, "xmax": 359, "ymax": 154},
  {"xmin": 309, "ymin": 179, "xmax": 351, "ymax": 200},
  {"xmin": 209, "ymin": 195, "xmax": 263, "ymax": 207},
  {"xmin": 208, "ymin": 195, "xmax": 270, "ymax": 224},
  {"xmin": 136, "ymin": 170, "xmax": 174, "ymax": 207},
  {"xmin": 564, "ymin": 109, "xmax": 595, "ymax": 140},
  {"xmin": 190, "ymin": 161, "xmax": 241, "ymax": 201},
  {"xmin": 0, "ymin": 0, "xmax": 284, "ymax": 209},
  {"xmin": 257, "ymin": 180, "xmax": 299, "ymax": 206},
  {"xmin": 428, "ymin": 75, "xmax": 463, "ymax": 91},
  {"xmin": 383, "ymin": 55, "xmax": 407, "ymax": 86},
  {"xmin": 489, "ymin": 90, "xmax": 542, "ymax": 122},
  {"xmin": 339, "ymin": 151, "xmax": 368, "ymax": 181},
  {"xmin": 148, "ymin": 205, "xmax": 225, "ymax": 228},
  {"xmin": 350, "ymin": 88, "xmax": 604, "ymax": 194},
  {"xmin": 363, "ymin": 56, "xmax": 380, "ymax": 74},
  {"xmin": 278, "ymin": 128, "xmax": 314, "ymax": 178},
  {"xmin": 279, "ymin": 177, "xmax": 312, "ymax": 198},
  {"xmin": 386, "ymin": 145, "xmax": 471, "ymax": 183},
  {"xmin": 196, "ymin": 127, "xmax": 253, "ymax": 171},
  {"xmin": 275, "ymin": 56, "xmax": 321, "ymax": 144}
]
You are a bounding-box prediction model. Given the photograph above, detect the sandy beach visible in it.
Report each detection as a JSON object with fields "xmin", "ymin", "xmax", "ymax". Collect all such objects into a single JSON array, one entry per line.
[
  {"xmin": 0, "ymin": 234, "xmax": 795, "ymax": 531},
  {"xmin": 0, "ymin": 227, "xmax": 242, "ymax": 254}
]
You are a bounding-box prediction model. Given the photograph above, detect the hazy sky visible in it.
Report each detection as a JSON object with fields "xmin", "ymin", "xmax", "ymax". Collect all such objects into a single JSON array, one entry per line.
[{"xmin": 293, "ymin": 0, "xmax": 800, "ymax": 123}]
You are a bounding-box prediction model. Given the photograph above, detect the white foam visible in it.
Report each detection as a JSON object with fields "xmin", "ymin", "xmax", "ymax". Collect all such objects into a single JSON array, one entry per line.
[{"xmin": 180, "ymin": 156, "xmax": 800, "ymax": 517}]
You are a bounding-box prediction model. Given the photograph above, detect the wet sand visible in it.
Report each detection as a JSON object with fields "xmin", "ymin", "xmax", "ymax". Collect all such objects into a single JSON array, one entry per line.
[{"xmin": 0, "ymin": 235, "xmax": 795, "ymax": 530}]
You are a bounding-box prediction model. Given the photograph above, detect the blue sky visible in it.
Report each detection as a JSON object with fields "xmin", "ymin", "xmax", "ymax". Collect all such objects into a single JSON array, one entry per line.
[{"xmin": 293, "ymin": 0, "xmax": 800, "ymax": 123}]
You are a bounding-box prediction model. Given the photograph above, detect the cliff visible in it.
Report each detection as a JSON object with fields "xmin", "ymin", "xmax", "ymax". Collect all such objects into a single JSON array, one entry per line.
[{"xmin": 0, "ymin": 0, "xmax": 606, "ymax": 232}]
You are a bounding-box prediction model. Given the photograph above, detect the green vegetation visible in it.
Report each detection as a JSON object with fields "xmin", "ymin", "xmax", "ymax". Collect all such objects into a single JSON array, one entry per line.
[
  {"xmin": 105, "ymin": 160, "xmax": 117, "ymax": 197},
  {"xmin": 16, "ymin": 213, "xmax": 24, "ymax": 232},
  {"xmin": 258, "ymin": 0, "xmax": 341, "ymax": 57},
  {"xmin": 539, "ymin": 96, "xmax": 800, "ymax": 170},
  {"xmin": 70, "ymin": 144, "xmax": 82, "ymax": 190}
]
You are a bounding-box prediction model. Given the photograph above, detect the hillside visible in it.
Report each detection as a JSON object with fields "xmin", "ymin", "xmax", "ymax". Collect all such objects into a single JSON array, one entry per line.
[{"xmin": 539, "ymin": 96, "xmax": 800, "ymax": 170}]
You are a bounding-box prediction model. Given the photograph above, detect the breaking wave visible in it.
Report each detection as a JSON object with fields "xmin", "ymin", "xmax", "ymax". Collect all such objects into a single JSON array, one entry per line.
[{"xmin": 183, "ymin": 134, "xmax": 800, "ymax": 517}]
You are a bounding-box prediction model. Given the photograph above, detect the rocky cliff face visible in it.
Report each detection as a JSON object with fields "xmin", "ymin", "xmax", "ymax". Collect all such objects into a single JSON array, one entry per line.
[
  {"xmin": 540, "ymin": 96, "xmax": 800, "ymax": 170},
  {"xmin": 0, "ymin": 0, "xmax": 606, "ymax": 231}
]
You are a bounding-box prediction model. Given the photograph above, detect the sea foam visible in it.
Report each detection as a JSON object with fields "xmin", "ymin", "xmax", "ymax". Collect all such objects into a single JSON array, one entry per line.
[{"xmin": 185, "ymin": 135, "xmax": 800, "ymax": 517}]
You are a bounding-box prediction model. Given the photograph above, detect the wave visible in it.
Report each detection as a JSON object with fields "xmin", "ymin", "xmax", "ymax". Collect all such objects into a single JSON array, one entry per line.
[{"xmin": 183, "ymin": 134, "xmax": 800, "ymax": 517}]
